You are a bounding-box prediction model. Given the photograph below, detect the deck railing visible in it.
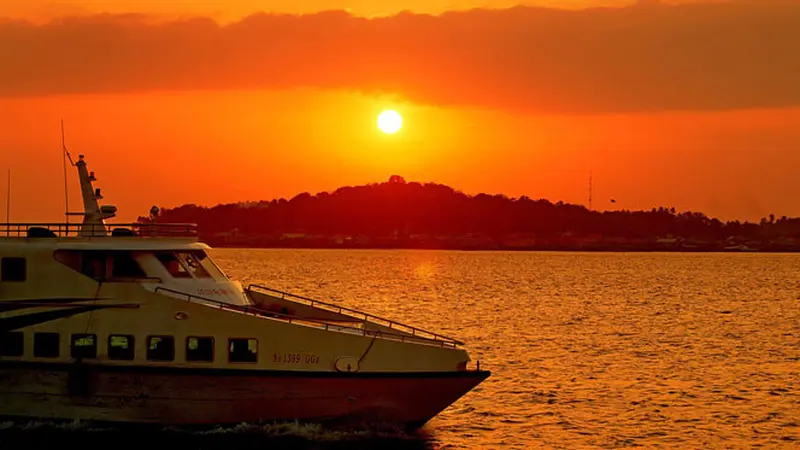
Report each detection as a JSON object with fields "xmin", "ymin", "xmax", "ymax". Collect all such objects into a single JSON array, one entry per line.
[
  {"xmin": 0, "ymin": 222, "xmax": 198, "ymax": 238},
  {"xmin": 154, "ymin": 286, "xmax": 461, "ymax": 349},
  {"xmin": 247, "ymin": 284, "xmax": 464, "ymax": 346}
]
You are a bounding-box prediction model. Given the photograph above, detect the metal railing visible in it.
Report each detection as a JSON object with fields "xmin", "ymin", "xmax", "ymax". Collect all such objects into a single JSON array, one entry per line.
[
  {"xmin": 154, "ymin": 286, "xmax": 461, "ymax": 349},
  {"xmin": 0, "ymin": 222, "xmax": 198, "ymax": 238},
  {"xmin": 247, "ymin": 284, "xmax": 464, "ymax": 346}
]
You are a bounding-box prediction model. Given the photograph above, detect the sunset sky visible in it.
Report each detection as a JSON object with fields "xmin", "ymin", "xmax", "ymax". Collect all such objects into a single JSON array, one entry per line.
[{"xmin": 2, "ymin": 0, "xmax": 800, "ymax": 223}]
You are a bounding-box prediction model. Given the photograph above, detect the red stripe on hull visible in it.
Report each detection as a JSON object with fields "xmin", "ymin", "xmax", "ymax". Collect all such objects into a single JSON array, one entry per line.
[{"xmin": 0, "ymin": 364, "xmax": 489, "ymax": 428}]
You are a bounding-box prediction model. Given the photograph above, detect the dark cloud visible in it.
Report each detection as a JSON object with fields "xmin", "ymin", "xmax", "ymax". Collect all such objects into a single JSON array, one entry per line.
[{"xmin": 1, "ymin": 2, "xmax": 799, "ymax": 113}]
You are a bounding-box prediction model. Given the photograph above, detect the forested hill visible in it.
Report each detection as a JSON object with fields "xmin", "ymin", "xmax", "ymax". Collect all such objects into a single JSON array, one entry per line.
[{"xmin": 137, "ymin": 177, "xmax": 800, "ymax": 251}]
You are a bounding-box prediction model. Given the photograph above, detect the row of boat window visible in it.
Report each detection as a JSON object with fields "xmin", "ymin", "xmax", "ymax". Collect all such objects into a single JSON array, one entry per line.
[
  {"xmin": 0, "ymin": 332, "xmax": 258, "ymax": 363},
  {"xmin": 2, "ymin": 250, "xmax": 224, "ymax": 283}
]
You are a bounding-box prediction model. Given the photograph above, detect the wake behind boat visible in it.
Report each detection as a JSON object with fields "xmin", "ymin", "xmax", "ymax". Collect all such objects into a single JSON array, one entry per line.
[{"xmin": 0, "ymin": 147, "xmax": 489, "ymax": 429}]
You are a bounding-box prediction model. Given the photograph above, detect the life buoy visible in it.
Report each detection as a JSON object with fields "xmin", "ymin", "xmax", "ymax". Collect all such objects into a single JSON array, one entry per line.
[{"xmin": 334, "ymin": 356, "xmax": 360, "ymax": 372}]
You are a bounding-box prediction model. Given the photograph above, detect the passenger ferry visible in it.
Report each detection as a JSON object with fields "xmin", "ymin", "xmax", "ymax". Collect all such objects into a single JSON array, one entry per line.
[{"xmin": 0, "ymin": 152, "xmax": 489, "ymax": 429}]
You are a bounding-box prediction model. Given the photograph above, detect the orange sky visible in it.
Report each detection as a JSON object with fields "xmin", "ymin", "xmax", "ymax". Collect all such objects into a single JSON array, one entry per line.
[
  {"xmin": 2, "ymin": 0, "xmax": 800, "ymax": 223},
  {"xmin": 2, "ymin": 1, "xmax": 681, "ymax": 22}
]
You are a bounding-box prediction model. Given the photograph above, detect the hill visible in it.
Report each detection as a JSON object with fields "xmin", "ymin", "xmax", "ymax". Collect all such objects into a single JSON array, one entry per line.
[{"xmin": 137, "ymin": 177, "xmax": 800, "ymax": 251}]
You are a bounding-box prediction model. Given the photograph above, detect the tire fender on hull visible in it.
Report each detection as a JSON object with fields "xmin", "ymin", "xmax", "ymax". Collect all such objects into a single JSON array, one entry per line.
[{"xmin": 334, "ymin": 357, "xmax": 360, "ymax": 372}]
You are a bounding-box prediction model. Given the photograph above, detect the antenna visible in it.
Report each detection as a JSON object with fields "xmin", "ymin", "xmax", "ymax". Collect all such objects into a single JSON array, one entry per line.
[
  {"xmin": 588, "ymin": 170, "xmax": 593, "ymax": 211},
  {"xmin": 61, "ymin": 119, "xmax": 75, "ymax": 224},
  {"xmin": 5, "ymin": 169, "xmax": 10, "ymax": 226}
]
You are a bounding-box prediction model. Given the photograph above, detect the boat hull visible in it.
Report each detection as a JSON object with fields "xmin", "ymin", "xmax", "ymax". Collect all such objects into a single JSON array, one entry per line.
[{"xmin": 0, "ymin": 361, "xmax": 489, "ymax": 429}]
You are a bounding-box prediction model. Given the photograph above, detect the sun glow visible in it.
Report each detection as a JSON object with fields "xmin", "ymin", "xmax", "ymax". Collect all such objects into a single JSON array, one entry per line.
[{"xmin": 377, "ymin": 110, "xmax": 403, "ymax": 134}]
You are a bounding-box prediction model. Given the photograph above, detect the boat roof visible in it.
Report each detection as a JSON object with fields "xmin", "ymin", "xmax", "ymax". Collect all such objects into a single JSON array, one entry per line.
[
  {"xmin": 0, "ymin": 223, "xmax": 210, "ymax": 251},
  {"xmin": 0, "ymin": 239, "xmax": 210, "ymax": 251}
]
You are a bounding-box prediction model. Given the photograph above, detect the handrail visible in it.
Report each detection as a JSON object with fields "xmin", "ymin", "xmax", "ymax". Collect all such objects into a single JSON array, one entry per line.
[
  {"xmin": 0, "ymin": 222, "xmax": 197, "ymax": 238},
  {"xmin": 246, "ymin": 284, "xmax": 464, "ymax": 346},
  {"xmin": 153, "ymin": 287, "xmax": 460, "ymax": 349}
]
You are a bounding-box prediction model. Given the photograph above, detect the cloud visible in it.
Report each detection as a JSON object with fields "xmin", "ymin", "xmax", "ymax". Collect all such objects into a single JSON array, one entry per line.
[{"xmin": 1, "ymin": 2, "xmax": 799, "ymax": 114}]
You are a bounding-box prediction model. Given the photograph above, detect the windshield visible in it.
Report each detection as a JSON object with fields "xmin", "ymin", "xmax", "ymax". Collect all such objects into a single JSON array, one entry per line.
[
  {"xmin": 155, "ymin": 252, "xmax": 192, "ymax": 278},
  {"xmin": 177, "ymin": 251, "xmax": 211, "ymax": 278},
  {"xmin": 194, "ymin": 250, "xmax": 228, "ymax": 280},
  {"xmin": 155, "ymin": 250, "xmax": 227, "ymax": 280}
]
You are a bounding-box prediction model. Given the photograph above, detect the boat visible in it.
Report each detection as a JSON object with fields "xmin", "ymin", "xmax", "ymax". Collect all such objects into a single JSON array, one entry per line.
[
  {"xmin": 0, "ymin": 149, "xmax": 489, "ymax": 429},
  {"xmin": 722, "ymin": 244, "xmax": 757, "ymax": 252}
]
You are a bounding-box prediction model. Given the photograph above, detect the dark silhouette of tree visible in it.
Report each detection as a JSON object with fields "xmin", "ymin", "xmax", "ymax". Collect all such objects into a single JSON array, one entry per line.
[{"xmin": 137, "ymin": 176, "xmax": 800, "ymax": 250}]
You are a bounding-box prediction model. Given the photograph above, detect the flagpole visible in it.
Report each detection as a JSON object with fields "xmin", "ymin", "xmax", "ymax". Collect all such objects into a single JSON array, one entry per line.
[
  {"xmin": 62, "ymin": 119, "xmax": 70, "ymax": 225},
  {"xmin": 5, "ymin": 169, "xmax": 10, "ymax": 226}
]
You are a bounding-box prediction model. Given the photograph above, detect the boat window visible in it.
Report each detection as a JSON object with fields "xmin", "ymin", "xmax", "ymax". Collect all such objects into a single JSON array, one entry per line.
[
  {"xmin": 155, "ymin": 252, "xmax": 192, "ymax": 278},
  {"xmin": 34, "ymin": 332, "xmax": 60, "ymax": 358},
  {"xmin": 195, "ymin": 251, "xmax": 229, "ymax": 280},
  {"xmin": 147, "ymin": 336, "xmax": 175, "ymax": 362},
  {"xmin": 0, "ymin": 331, "xmax": 24, "ymax": 357},
  {"xmin": 80, "ymin": 252, "xmax": 107, "ymax": 280},
  {"xmin": 109, "ymin": 252, "xmax": 147, "ymax": 279},
  {"xmin": 186, "ymin": 336, "xmax": 214, "ymax": 362},
  {"xmin": 109, "ymin": 335, "xmax": 135, "ymax": 360},
  {"xmin": 54, "ymin": 250, "xmax": 82, "ymax": 273},
  {"xmin": 228, "ymin": 338, "xmax": 258, "ymax": 363},
  {"xmin": 71, "ymin": 334, "xmax": 97, "ymax": 359},
  {"xmin": 54, "ymin": 250, "xmax": 149, "ymax": 282},
  {"xmin": 1, "ymin": 257, "xmax": 26, "ymax": 282},
  {"xmin": 176, "ymin": 251, "xmax": 211, "ymax": 278}
]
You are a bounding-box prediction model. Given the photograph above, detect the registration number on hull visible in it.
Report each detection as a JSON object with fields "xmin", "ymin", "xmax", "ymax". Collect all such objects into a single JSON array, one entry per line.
[{"xmin": 273, "ymin": 353, "xmax": 320, "ymax": 365}]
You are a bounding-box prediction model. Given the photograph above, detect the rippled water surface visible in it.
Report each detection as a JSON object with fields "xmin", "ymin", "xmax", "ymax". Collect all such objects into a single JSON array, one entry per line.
[
  {"xmin": 206, "ymin": 249, "xmax": 799, "ymax": 449},
  {"xmin": 4, "ymin": 250, "xmax": 798, "ymax": 449}
]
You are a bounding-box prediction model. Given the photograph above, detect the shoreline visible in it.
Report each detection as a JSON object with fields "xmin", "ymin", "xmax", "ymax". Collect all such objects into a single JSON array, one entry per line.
[{"xmin": 203, "ymin": 241, "xmax": 798, "ymax": 253}]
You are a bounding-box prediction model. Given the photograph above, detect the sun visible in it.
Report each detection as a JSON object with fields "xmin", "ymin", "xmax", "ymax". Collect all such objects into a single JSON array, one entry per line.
[{"xmin": 377, "ymin": 110, "xmax": 403, "ymax": 134}]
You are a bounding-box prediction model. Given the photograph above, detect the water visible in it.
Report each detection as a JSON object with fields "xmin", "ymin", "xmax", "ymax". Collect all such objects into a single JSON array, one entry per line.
[
  {"xmin": 4, "ymin": 250, "xmax": 798, "ymax": 448},
  {"xmin": 213, "ymin": 249, "xmax": 799, "ymax": 448}
]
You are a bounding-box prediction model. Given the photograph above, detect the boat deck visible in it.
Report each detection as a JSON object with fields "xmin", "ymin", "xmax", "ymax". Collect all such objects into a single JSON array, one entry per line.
[{"xmin": 155, "ymin": 286, "xmax": 464, "ymax": 349}]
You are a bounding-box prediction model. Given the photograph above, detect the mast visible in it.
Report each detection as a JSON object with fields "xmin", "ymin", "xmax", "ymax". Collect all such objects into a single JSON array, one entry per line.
[
  {"xmin": 60, "ymin": 123, "xmax": 117, "ymax": 236},
  {"xmin": 5, "ymin": 169, "xmax": 9, "ymax": 225},
  {"xmin": 74, "ymin": 155, "xmax": 117, "ymax": 236},
  {"xmin": 588, "ymin": 170, "xmax": 593, "ymax": 211},
  {"xmin": 62, "ymin": 119, "xmax": 74, "ymax": 225}
]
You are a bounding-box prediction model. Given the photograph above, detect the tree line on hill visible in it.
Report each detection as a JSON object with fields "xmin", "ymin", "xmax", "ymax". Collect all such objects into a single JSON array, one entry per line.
[{"xmin": 137, "ymin": 177, "xmax": 800, "ymax": 248}]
